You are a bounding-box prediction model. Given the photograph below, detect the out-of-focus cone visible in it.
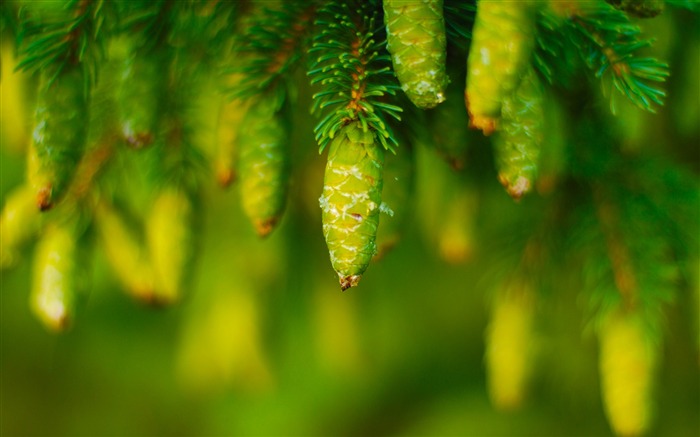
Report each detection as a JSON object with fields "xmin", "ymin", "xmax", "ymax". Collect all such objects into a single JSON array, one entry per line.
[
  {"xmin": 93, "ymin": 198, "xmax": 155, "ymax": 302},
  {"xmin": 0, "ymin": 43, "xmax": 32, "ymax": 153},
  {"xmin": 214, "ymin": 96, "xmax": 249, "ymax": 187},
  {"xmin": 485, "ymin": 283, "xmax": 536, "ymax": 410},
  {"xmin": 598, "ymin": 310, "xmax": 658, "ymax": 437},
  {"xmin": 1, "ymin": 185, "xmax": 42, "ymax": 268},
  {"xmin": 146, "ymin": 187, "xmax": 196, "ymax": 305},
  {"xmin": 30, "ymin": 220, "xmax": 88, "ymax": 332},
  {"xmin": 438, "ymin": 187, "xmax": 478, "ymax": 264},
  {"xmin": 176, "ymin": 285, "xmax": 273, "ymax": 395},
  {"xmin": 415, "ymin": 145, "xmax": 478, "ymax": 264}
]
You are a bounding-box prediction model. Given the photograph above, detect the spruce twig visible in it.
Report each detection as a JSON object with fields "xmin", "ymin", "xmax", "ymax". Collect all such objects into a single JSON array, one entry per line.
[
  {"xmin": 227, "ymin": 1, "xmax": 318, "ymax": 103},
  {"xmin": 443, "ymin": 0, "xmax": 476, "ymax": 51},
  {"xmin": 308, "ymin": 0, "xmax": 402, "ymax": 152},
  {"xmin": 570, "ymin": 2, "xmax": 669, "ymax": 112},
  {"xmin": 17, "ymin": 0, "xmax": 110, "ymax": 86}
]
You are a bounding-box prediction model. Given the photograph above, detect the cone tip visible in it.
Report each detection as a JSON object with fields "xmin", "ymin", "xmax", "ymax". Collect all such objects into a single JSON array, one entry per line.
[
  {"xmin": 255, "ymin": 217, "xmax": 279, "ymax": 238},
  {"xmin": 339, "ymin": 274, "xmax": 362, "ymax": 291},
  {"xmin": 216, "ymin": 168, "xmax": 235, "ymax": 188},
  {"xmin": 499, "ymin": 175, "xmax": 531, "ymax": 201},
  {"xmin": 36, "ymin": 186, "xmax": 54, "ymax": 211}
]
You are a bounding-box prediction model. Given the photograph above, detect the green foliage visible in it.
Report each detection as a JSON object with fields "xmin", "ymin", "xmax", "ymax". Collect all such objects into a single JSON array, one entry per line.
[
  {"xmin": 443, "ymin": 0, "xmax": 476, "ymax": 51},
  {"xmin": 227, "ymin": 1, "xmax": 317, "ymax": 103},
  {"xmin": 17, "ymin": 0, "xmax": 112, "ymax": 86},
  {"xmin": 559, "ymin": 2, "xmax": 669, "ymax": 113},
  {"xmin": 114, "ymin": 0, "xmax": 170, "ymax": 52}
]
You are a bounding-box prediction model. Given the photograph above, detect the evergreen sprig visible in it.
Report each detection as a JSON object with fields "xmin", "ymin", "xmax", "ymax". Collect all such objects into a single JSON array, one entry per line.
[
  {"xmin": 443, "ymin": 0, "xmax": 476, "ymax": 51},
  {"xmin": 17, "ymin": 0, "xmax": 109, "ymax": 85},
  {"xmin": 1, "ymin": 1, "xmax": 19, "ymax": 42},
  {"xmin": 577, "ymin": 181, "xmax": 678, "ymax": 339},
  {"xmin": 227, "ymin": 1, "xmax": 318, "ymax": 103},
  {"xmin": 308, "ymin": 0, "xmax": 402, "ymax": 152},
  {"xmin": 169, "ymin": 0, "xmax": 240, "ymax": 66},
  {"xmin": 533, "ymin": 10, "xmax": 576, "ymax": 86},
  {"xmin": 569, "ymin": 2, "xmax": 669, "ymax": 113},
  {"xmin": 115, "ymin": 0, "xmax": 171, "ymax": 52},
  {"xmin": 566, "ymin": 117, "xmax": 688, "ymax": 337}
]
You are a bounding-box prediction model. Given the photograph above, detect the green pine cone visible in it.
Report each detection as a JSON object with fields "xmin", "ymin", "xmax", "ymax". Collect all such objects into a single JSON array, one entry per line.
[
  {"xmin": 116, "ymin": 45, "xmax": 167, "ymax": 148},
  {"xmin": 31, "ymin": 221, "xmax": 87, "ymax": 332},
  {"xmin": 384, "ymin": 0, "xmax": 448, "ymax": 109},
  {"xmin": 320, "ymin": 123, "xmax": 385, "ymax": 290},
  {"xmin": 466, "ymin": 1, "xmax": 537, "ymax": 134},
  {"xmin": 375, "ymin": 145, "xmax": 413, "ymax": 259},
  {"xmin": 493, "ymin": 67, "xmax": 544, "ymax": 200},
  {"xmin": 30, "ymin": 67, "xmax": 89, "ymax": 210},
  {"xmin": 237, "ymin": 97, "xmax": 289, "ymax": 237}
]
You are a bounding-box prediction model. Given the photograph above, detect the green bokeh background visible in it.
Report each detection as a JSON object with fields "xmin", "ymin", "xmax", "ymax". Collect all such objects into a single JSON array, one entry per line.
[{"xmin": 2, "ymin": 7, "xmax": 699, "ymax": 437}]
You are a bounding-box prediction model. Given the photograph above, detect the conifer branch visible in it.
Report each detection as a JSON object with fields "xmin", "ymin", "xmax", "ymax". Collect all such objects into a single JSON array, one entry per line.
[
  {"xmin": 533, "ymin": 10, "xmax": 574, "ymax": 86},
  {"xmin": 578, "ymin": 179, "xmax": 678, "ymax": 335},
  {"xmin": 227, "ymin": 1, "xmax": 318, "ymax": 103},
  {"xmin": 116, "ymin": 0, "xmax": 172, "ymax": 51},
  {"xmin": 169, "ymin": 0, "xmax": 240, "ymax": 67},
  {"xmin": 443, "ymin": 0, "xmax": 476, "ymax": 51},
  {"xmin": 308, "ymin": 0, "xmax": 402, "ymax": 152},
  {"xmin": 569, "ymin": 3, "xmax": 669, "ymax": 112},
  {"xmin": 17, "ymin": 0, "xmax": 110, "ymax": 86},
  {"xmin": 593, "ymin": 187, "xmax": 638, "ymax": 309},
  {"xmin": 1, "ymin": 1, "xmax": 19, "ymax": 42}
]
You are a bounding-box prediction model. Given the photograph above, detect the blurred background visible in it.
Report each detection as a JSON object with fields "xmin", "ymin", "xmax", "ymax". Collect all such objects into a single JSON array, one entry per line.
[{"xmin": 1, "ymin": 4, "xmax": 699, "ymax": 437}]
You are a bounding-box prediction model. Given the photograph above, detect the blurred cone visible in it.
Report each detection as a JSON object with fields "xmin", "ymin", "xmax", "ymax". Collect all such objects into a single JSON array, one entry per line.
[
  {"xmin": 1, "ymin": 185, "xmax": 41, "ymax": 268},
  {"xmin": 485, "ymin": 283, "xmax": 536, "ymax": 410},
  {"xmin": 598, "ymin": 311, "xmax": 658, "ymax": 437}
]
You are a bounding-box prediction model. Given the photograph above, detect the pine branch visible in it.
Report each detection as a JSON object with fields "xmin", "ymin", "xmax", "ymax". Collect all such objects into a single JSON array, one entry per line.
[
  {"xmin": 443, "ymin": 0, "xmax": 476, "ymax": 51},
  {"xmin": 569, "ymin": 2, "xmax": 669, "ymax": 113},
  {"xmin": 1, "ymin": 1, "xmax": 19, "ymax": 42},
  {"xmin": 17, "ymin": 0, "xmax": 110, "ymax": 86},
  {"xmin": 533, "ymin": 10, "xmax": 577, "ymax": 86},
  {"xmin": 115, "ymin": 0, "xmax": 172, "ymax": 52},
  {"xmin": 590, "ymin": 183, "xmax": 678, "ymax": 335},
  {"xmin": 308, "ymin": 0, "xmax": 402, "ymax": 152},
  {"xmin": 169, "ymin": 0, "xmax": 241, "ymax": 67},
  {"xmin": 227, "ymin": 1, "xmax": 318, "ymax": 103},
  {"xmin": 592, "ymin": 187, "xmax": 639, "ymax": 309}
]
